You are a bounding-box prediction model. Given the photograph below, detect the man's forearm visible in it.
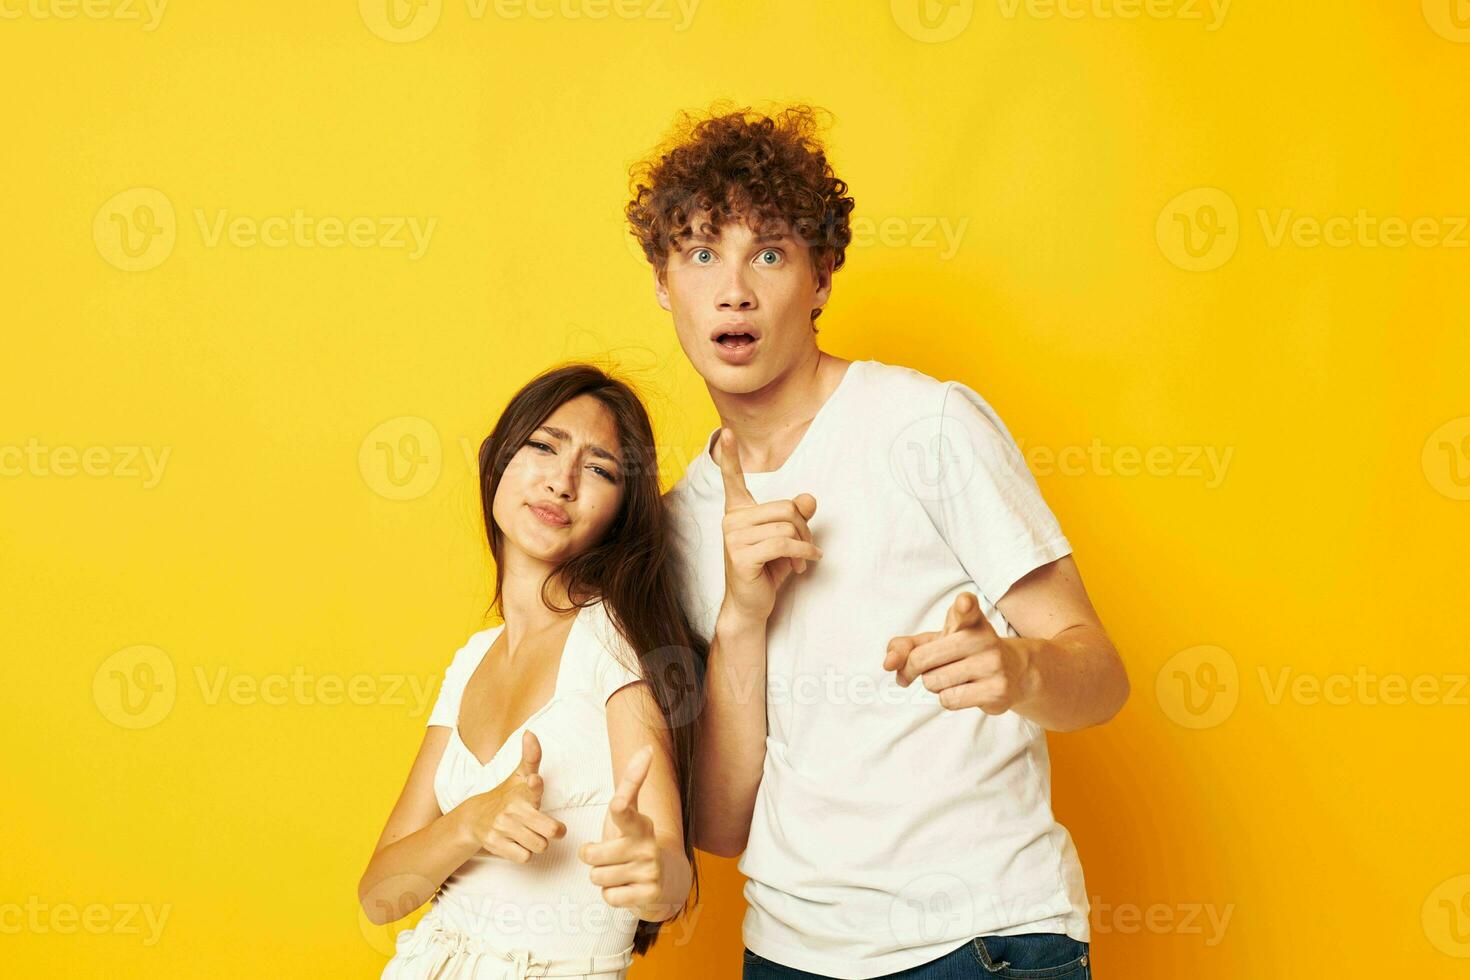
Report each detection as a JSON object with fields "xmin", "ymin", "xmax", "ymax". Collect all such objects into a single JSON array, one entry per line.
[
  {"xmin": 692, "ymin": 609, "xmax": 770, "ymax": 857},
  {"xmin": 1012, "ymin": 624, "xmax": 1130, "ymax": 732}
]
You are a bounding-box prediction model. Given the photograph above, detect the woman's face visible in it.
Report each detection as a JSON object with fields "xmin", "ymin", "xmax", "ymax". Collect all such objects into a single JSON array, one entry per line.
[{"xmin": 491, "ymin": 394, "xmax": 626, "ymax": 568}]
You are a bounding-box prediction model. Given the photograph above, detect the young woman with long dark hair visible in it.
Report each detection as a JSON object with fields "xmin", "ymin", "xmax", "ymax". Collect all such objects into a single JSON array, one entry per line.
[{"xmin": 359, "ymin": 363, "xmax": 706, "ymax": 979}]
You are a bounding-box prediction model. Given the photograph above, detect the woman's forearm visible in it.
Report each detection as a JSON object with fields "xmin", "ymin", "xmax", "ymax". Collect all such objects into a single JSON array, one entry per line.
[
  {"xmin": 358, "ymin": 804, "xmax": 480, "ymax": 926},
  {"xmin": 637, "ymin": 832, "xmax": 694, "ymax": 922}
]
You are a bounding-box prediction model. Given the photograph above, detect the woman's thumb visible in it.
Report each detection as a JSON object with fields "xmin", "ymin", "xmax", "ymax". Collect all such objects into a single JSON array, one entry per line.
[{"xmin": 517, "ymin": 729, "xmax": 542, "ymax": 776}]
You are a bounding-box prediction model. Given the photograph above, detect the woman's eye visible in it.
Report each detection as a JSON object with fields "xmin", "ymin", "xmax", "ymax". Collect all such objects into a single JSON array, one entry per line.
[
  {"xmin": 591, "ymin": 465, "xmax": 617, "ymax": 482},
  {"xmin": 527, "ymin": 440, "xmax": 552, "ymax": 452}
]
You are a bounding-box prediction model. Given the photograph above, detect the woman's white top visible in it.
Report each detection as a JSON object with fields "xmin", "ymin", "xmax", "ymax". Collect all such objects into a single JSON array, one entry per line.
[{"xmin": 382, "ymin": 598, "xmax": 646, "ymax": 980}]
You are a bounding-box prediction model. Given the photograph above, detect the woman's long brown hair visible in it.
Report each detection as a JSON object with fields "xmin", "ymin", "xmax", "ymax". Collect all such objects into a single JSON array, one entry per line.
[{"xmin": 477, "ymin": 362, "xmax": 706, "ymax": 956}]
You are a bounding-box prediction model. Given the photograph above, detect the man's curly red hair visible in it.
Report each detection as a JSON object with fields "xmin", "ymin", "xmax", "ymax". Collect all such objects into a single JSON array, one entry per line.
[{"xmin": 625, "ymin": 104, "xmax": 856, "ymax": 326}]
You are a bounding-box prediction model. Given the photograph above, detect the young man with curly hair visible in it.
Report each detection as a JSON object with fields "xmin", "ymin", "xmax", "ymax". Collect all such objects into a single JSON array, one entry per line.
[{"xmin": 626, "ymin": 105, "xmax": 1129, "ymax": 980}]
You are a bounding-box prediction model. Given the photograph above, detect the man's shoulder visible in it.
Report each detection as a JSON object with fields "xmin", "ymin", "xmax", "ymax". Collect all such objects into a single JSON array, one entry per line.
[
  {"xmin": 858, "ymin": 358, "xmax": 946, "ymax": 392},
  {"xmin": 861, "ymin": 358, "xmax": 1007, "ymax": 421},
  {"xmin": 857, "ymin": 360, "xmax": 1021, "ymax": 474},
  {"xmin": 664, "ymin": 468, "xmax": 705, "ymax": 505},
  {"xmin": 851, "ymin": 358, "xmax": 957, "ymax": 423},
  {"xmin": 662, "ymin": 469, "xmax": 716, "ymax": 535}
]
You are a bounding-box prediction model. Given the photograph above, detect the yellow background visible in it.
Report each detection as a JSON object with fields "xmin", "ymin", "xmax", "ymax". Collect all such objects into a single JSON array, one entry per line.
[{"xmin": 3, "ymin": 0, "xmax": 1467, "ymax": 976}]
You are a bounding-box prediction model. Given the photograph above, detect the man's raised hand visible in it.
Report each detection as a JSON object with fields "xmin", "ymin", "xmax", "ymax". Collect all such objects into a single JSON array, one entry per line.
[{"xmin": 717, "ymin": 427, "xmax": 822, "ymax": 624}]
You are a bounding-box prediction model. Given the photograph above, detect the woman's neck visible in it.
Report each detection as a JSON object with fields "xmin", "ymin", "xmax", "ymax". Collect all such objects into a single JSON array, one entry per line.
[{"xmin": 498, "ymin": 551, "xmax": 579, "ymax": 655}]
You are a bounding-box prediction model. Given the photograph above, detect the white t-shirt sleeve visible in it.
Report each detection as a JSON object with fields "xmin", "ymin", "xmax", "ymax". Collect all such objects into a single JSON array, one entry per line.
[
  {"xmin": 425, "ymin": 630, "xmax": 493, "ymax": 728},
  {"xmin": 590, "ymin": 611, "xmax": 645, "ymax": 704},
  {"xmin": 906, "ymin": 380, "xmax": 1073, "ymax": 606}
]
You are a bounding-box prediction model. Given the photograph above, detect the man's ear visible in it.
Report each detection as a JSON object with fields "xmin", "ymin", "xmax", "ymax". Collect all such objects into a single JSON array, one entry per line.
[
  {"xmin": 812, "ymin": 253, "xmax": 835, "ymax": 309},
  {"xmin": 653, "ymin": 268, "xmax": 672, "ymax": 312}
]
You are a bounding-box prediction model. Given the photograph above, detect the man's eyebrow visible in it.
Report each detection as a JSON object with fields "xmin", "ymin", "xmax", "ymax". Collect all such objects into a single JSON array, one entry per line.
[
  {"xmin": 536, "ymin": 426, "xmax": 619, "ymax": 464},
  {"xmin": 686, "ymin": 230, "xmax": 791, "ymax": 245}
]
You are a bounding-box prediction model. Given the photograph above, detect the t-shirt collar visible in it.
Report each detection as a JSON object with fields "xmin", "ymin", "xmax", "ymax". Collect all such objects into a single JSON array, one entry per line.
[{"xmin": 688, "ymin": 359, "xmax": 867, "ymax": 497}]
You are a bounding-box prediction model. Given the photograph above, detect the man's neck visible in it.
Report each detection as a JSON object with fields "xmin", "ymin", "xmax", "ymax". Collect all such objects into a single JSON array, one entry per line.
[{"xmin": 707, "ymin": 349, "xmax": 852, "ymax": 474}]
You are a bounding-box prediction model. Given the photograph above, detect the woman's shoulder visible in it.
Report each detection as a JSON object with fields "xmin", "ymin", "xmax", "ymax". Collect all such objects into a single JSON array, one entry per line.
[
  {"xmin": 442, "ymin": 624, "xmax": 501, "ymax": 680},
  {"xmin": 425, "ymin": 623, "xmax": 501, "ymax": 729},
  {"xmin": 576, "ymin": 598, "xmax": 644, "ymax": 702}
]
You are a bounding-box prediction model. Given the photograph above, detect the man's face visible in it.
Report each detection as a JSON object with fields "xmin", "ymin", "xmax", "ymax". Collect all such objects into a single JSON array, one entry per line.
[{"xmin": 654, "ymin": 212, "xmax": 833, "ymax": 395}]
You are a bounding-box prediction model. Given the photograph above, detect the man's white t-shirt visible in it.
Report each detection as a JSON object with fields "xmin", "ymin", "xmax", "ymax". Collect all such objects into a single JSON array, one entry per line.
[{"xmin": 665, "ymin": 359, "xmax": 1090, "ymax": 979}]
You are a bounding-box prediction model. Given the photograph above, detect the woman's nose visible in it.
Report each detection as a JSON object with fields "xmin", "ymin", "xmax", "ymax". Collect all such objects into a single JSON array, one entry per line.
[{"xmin": 544, "ymin": 459, "xmax": 577, "ymax": 499}]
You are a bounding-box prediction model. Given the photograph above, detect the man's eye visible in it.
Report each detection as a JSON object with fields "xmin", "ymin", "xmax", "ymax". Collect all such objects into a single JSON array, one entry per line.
[
  {"xmin": 692, "ymin": 248, "xmax": 713, "ymax": 264},
  {"xmin": 757, "ymin": 250, "xmax": 781, "ymax": 265}
]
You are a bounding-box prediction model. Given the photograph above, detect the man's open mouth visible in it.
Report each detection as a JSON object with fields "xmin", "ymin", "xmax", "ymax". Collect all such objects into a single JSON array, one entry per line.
[{"xmin": 715, "ymin": 332, "xmax": 757, "ymax": 349}]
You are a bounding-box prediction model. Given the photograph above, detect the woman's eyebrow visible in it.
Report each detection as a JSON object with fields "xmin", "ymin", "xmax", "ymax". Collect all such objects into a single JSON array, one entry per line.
[{"xmin": 535, "ymin": 425, "xmax": 619, "ymax": 463}]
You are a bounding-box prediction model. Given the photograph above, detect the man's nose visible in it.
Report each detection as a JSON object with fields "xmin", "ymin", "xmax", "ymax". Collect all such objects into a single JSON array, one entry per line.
[{"xmin": 716, "ymin": 264, "xmax": 756, "ymax": 310}]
